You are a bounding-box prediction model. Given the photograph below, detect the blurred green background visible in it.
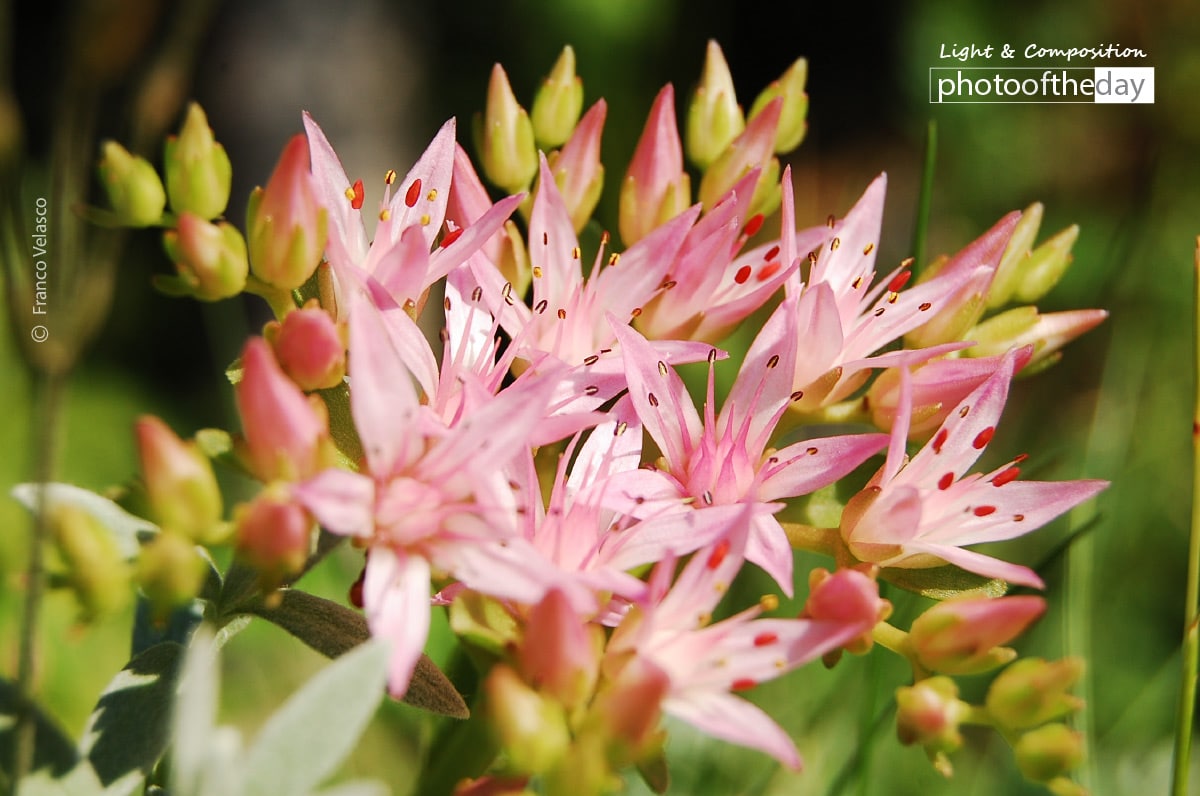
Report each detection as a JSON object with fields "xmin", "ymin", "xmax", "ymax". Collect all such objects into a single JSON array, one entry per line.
[{"xmin": 2, "ymin": 0, "xmax": 1197, "ymax": 793}]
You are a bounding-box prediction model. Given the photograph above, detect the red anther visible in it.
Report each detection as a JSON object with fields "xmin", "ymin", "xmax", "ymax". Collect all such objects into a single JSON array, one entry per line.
[
  {"xmin": 707, "ymin": 538, "xmax": 732, "ymax": 569},
  {"xmin": 757, "ymin": 261, "xmax": 781, "ymax": 281},
  {"xmin": 731, "ymin": 678, "xmax": 757, "ymax": 692},
  {"xmin": 992, "ymin": 466, "xmax": 1021, "ymax": 486},
  {"xmin": 938, "ymin": 472, "xmax": 954, "ymax": 491},
  {"xmin": 348, "ymin": 179, "xmax": 365, "ymax": 210},
  {"xmin": 972, "ymin": 427, "xmax": 995, "ymax": 449},
  {"xmin": 754, "ymin": 631, "xmax": 779, "ymax": 647},
  {"xmin": 932, "ymin": 428, "xmax": 949, "ymax": 453},
  {"xmin": 973, "ymin": 505, "xmax": 996, "ymax": 517},
  {"xmin": 440, "ymin": 227, "xmax": 464, "ymax": 248},
  {"xmin": 744, "ymin": 213, "xmax": 765, "ymax": 237},
  {"xmin": 405, "ymin": 178, "xmax": 422, "ymax": 208},
  {"xmin": 887, "ymin": 270, "xmax": 912, "ymax": 292},
  {"xmin": 764, "ymin": 245, "xmax": 781, "ymax": 261},
  {"xmin": 734, "ymin": 265, "xmax": 752, "ymax": 284}
]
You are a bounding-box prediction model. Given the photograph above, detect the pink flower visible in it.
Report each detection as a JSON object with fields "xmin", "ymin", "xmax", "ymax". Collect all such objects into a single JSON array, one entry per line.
[
  {"xmin": 785, "ymin": 175, "xmax": 1015, "ymax": 410},
  {"xmin": 606, "ymin": 526, "xmax": 883, "ymax": 769},
  {"xmin": 294, "ymin": 289, "xmax": 561, "ymax": 696},
  {"xmin": 841, "ymin": 348, "xmax": 1107, "ymax": 588},
  {"xmin": 609, "ymin": 305, "xmax": 888, "ymax": 594},
  {"xmin": 303, "ymin": 113, "xmax": 521, "ymax": 312}
]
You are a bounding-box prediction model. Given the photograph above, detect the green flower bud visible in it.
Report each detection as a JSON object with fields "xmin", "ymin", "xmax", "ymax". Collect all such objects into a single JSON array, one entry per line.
[
  {"xmin": 246, "ymin": 135, "xmax": 328, "ymax": 291},
  {"xmin": 50, "ymin": 504, "xmax": 132, "ymax": 622},
  {"xmin": 162, "ymin": 213, "xmax": 249, "ymax": 301},
  {"xmin": 686, "ymin": 40, "xmax": 745, "ymax": 170},
  {"xmin": 1014, "ymin": 724, "xmax": 1085, "ymax": 783},
  {"xmin": 136, "ymin": 530, "xmax": 208, "ymax": 617},
  {"xmin": 748, "ymin": 57, "xmax": 809, "ymax": 154},
  {"xmin": 895, "ymin": 677, "xmax": 968, "ymax": 756},
  {"xmin": 986, "ymin": 657, "xmax": 1085, "ymax": 731},
  {"xmin": 1013, "ymin": 224, "xmax": 1078, "ymax": 303},
  {"xmin": 165, "ymin": 103, "xmax": 233, "ymax": 220},
  {"xmin": 989, "ymin": 202, "xmax": 1043, "ymax": 308},
  {"xmin": 476, "ymin": 64, "xmax": 538, "ymax": 193},
  {"xmin": 98, "ymin": 140, "xmax": 166, "ymax": 226},
  {"xmin": 486, "ymin": 664, "xmax": 571, "ymax": 776},
  {"xmin": 135, "ymin": 415, "xmax": 226, "ymax": 543},
  {"xmin": 532, "ymin": 46, "xmax": 584, "ymax": 150}
]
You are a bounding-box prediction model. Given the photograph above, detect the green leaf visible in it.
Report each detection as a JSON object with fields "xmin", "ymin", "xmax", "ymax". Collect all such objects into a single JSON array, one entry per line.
[
  {"xmin": 0, "ymin": 678, "xmax": 79, "ymax": 781},
  {"xmin": 240, "ymin": 639, "xmax": 388, "ymax": 796},
  {"xmin": 171, "ymin": 626, "xmax": 243, "ymax": 796},
  {"xmin": 879, "ymin": 565, "xmax": 1008, "ymax": 600},
  {"xmin": 317, "ymin": 382, "xmax": 364, "ymax": 467},
  {"xmin": 78, "ymin": 642, "xmax": 184, "ymax": 786},
  {"xmin": 311, "ymin": 782, "xmax": 390, "ymax": 796},
  {"xmin": 217, "ymin": 529, "xmax": 345, "ymax": 615},
  {"xmin": 11, "ymin": 483, "xmax": 156, "ymax": 559},
  {"xmin": 243, "ymin": 589, "xmax": 469, "ymax": 718},
  {"xmin": 16, "ymin": 761, "xmax": 142, "ymax": 796}
]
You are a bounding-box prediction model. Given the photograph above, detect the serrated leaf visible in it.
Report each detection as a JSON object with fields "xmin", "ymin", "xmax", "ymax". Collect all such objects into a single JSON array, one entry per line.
[
  {"xmin": 243, "ymin": 589, "xmax": 468, "ymax": 718},
  {"xmin": 0, "ymin": 679, "xmax": 79, "ymax": 780},
  {"xmin": 879, "ymin": 565, "xmax": 1008, "ymax": 600},
  {"xmin": 11, "ymin": 483, "xmax": 156, "ymax": 559},
  {"xmin": 240, "ymin": 639, "xmax": 388, "ymax": 796},
  {"xmin": 78, "ymin": 643, "xmax": 183, "ymax": 786}
]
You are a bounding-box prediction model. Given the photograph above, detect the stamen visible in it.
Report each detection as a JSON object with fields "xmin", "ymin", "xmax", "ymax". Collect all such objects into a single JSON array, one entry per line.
[
  {"xmin": 888, "ymin": 270, "xmax": 912, "ymax": 292},
  {"xmin": 919, "ymin": 302, "xmax": 932, "ymax": 311},
  {"xmin": 708, "ymin": 348, "xmax": 719, "ymax": 364},
  {"xmin": 830, "ymin": 237, "xmax": 841, "ymax": 251},
  {"xmin": 384, "ymin": 169, "xmax": 397, "ymax": 185},
  {"xmin": 938, "ymin": 472, "xmax": 954, "ymax": 490},
  {"xmin": 972, "ymin": 427, "xmax": 995, "ymax": 449},
  {"xmin": 532, "ymin": 266, "xmax": 543, "ymax": 278},
  {"xmin": 572, "ymin": 246, "xmax": 581, "ymax": 259},
  {"xmin": 863, "ymin": 242, "xmax": 875, "ymax": 255},
  {"xmin": 420, "ymin": 213, "xmax": 431, "ymax": 225},
  {"xmin": 826, "ymin": 214, "xmax": 836, "ymax": 228},
  {"xmin": 707, "ymin": 538, "xmax": 730, "ymax": 568},
  {"xmin": 440, "ymin": 227, "xmax": 464, "ymax": 247},
  {"xmin": 631, "ymin": 307, "xmax": 642, "ymax": 317},
  {"xmin": 608, "ymin": 252, "xmax": 621, "ymax": 266},
  {"xmin": 744, "ymin": 213, "xmax": 765, "ymax": 237},
  {"xmin": 992, "ymin": 466, "xmax": 1021, "ymax": 486},
  {"xmin": 615, "ymin": 421, "xmax": 628, "ymax": 436},
  {"xmin": 790, "ymin": 390, "xmax": 804, "ymax": 402},
  {"xmin": 765, "ymin": 245, "xmax": 781, "ymax": 261},
  {"xmin": 583, "ymin": 354, "xmax": 599, "ymax": 366},
  {"xmin": 851, "ymin": 276, "xmax": 863, "ymax": 290},
  {"xmin": 558, "ymin": 309, "xmax": 567, "ymax": 320},
  {"xmin": 534, "ymin": 299, "xmax": 548, "ymax": 314},
  {"xmin": 471, "ymin": 286, "xmax": 483, "ymax": 302},
  {"xmin": 973, "ymin": 505, "xmax": 996, "ymax": 516},
  {"xmin": 584, "ymin": 385, "xmax": 599, "ymax": 396},
  {"xmin": 601, "ymin": 230, "xmax": 610, "ymax": 245},
  {"xmin": 379, "ymin": 208, "xmax": 391, "ymax": 221},
  {"xmin": 735, "ymin": 265, "xmax": 752, "ymax": 284},
  {"xmin": 932, "ymin": 428, "xmax": 949, "ymax": 453},
  {"xmin": 647, "ymin": 392, "xmax": 659, "ymax": 407},
  {"xmin": 766, "ymin": 354, "xmax": 780, "ymax": 369},
  {"xmin": 806, "ymin": 446, "xmax": 819, "ymax": 455},
  {"xmin": 426, "ymin": 188, "xmax": 438, "ymax": 201},
  {"xmin": 658, "ymin": 360, "xmax": 669, "ymax": 377},
  {"xmin": 345, "ymin": 179, "xmax": 365, "ymax": 209},
  {"xmin": 702, "ymin": 490, "xmax": 713, "ymax": 505},
  {"xmin": 759, "ymin": 594, "xmax": 779, "ymax": 611},
  {"xmin": 754, "ymin": 631, "xmax": 779, "ymax": 647}
]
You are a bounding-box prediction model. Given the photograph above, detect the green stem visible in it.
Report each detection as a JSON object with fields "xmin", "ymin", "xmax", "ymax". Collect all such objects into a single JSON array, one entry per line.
[
  {"xmin": 1171, "ymin": 237, "xmax": 1200, "ymax": 796},
  {"xmin": 12, "ymin": 372, "xmax": 64, "ymax": 792},
  {"xmin": 912, "ymin": 119, "xmax": 937, "ymax": 271},
  {"xmin": 779, "ymin": 522, "xmax": 842, "ymax": 559},
  {"xmin": 871, "ymin": 621, "xmax": 909, "ymax": 657}
]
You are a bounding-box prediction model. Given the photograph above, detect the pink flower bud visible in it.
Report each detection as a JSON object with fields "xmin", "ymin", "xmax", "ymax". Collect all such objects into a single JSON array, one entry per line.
[
  {"xmin": 619, "ymin": 84, "xmax": 691, "ymax": 246},
  {"xmin": 909, "ymin": 595, "xmax": 1045, "ymax": 676},
  {"xmin": 267, "ymin": 303, "xmax": 347, "ymax": 392},
  {"xmin": 546, "ymin": 100, "xmax": 606, "ymax": 234},
  {"xmin": 895, "ymin": 676, "xmax": 967, "ymax": 757},
  {"xmin": 234, "ymin": 487, "xmax": 313, "ymax": 585},
  {"xmin": 966, "ymin": 307, "xmax": 1107, "ymax": 373},
  {"xmin": 163, "ymin": 212, "xmax": 248, "ymax": 301},
  {"xmin": 592, "ymin": 655, "xmax": 668, "ymax": 760},
  {"xmin": 697, "ymin": 97, "xmax": 781, "ymax": 214},
  {"xmin": 803, "ymin": 567, "xmax": 891, "ymax": 654},
  {"xmin": 518, "ymin": 588, "xmax": 602, "ymax": 711},
  {"xmin": 247, "ymin": 135, "xmax": 328, "ymax": 291},
  {"xmin": 685, "ymin": 40, "xmax": 744, "ymax": 169},
  {"xmin": 135, "ymin": 415, "xmax": 224, "ymax": 542},
  {"xmin": 236, "ymin": 338, "xmax": 329, "ymax": 482}
]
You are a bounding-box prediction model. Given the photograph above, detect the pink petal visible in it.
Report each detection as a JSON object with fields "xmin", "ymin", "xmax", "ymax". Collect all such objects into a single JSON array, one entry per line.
[
  {"xmin": 529, "ymin": 155, "xmax": 583, "ymax": 316},
  {"xmin": 381, "ymin": 118, "xmax": 455, "ymax": 251},
  {"xmin": 301, "ymin": 112, "xmax": 369, "ymax": 267},
  {"xmin": 758, "ymin": 432, "xmax": 890, "ymax": 501},
  {"xmin": 663, "ymin": 690, "xmax": 802, "ymax": 770},
  {"xmin": 899, "ymin": 542, "xmax": 1045, "ymax": 590},
  {"xmin": 363, "ymin": 547, "xmax": 433, "ymax": 697},
  {"xmin": 292, "ymin": 469, "xmax": 375, "ymax": 538}
]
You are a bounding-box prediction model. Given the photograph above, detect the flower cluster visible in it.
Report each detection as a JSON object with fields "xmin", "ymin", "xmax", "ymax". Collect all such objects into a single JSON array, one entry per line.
[{"xmin": 69, "ymin": 41, "xmax": 1108, "ymax": 794}]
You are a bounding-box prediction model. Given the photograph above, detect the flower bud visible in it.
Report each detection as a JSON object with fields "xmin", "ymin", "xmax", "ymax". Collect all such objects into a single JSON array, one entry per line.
[
  {"xmin": 247, "ymin": 135, "xmax": 328, "ymax": 291},
  {"xmin": 619, "ymin": 84, "xmax": 691, "ymax": 247},
  {"xmin": 98, "ymin": 140, "xmax": 166, "ymax": 226},
  {"xmin": 476, "ymin": 64, "xmax": 538, "ymax": 193},
  {"xmin": 236, "ymin": 337, "xmax": 331, "ymax": 482},
  {"xmin": 531, "ymin": 45, "xmax": 584, "ymax": 150},
  {"xmin": 496, "ymin": 220, "xmax": 531, "ymax": 299},
  {"xmin": 135, "ymin": 415, "xmax": 225, "ymax": 543},
  {"xmin": 989, "ymin": 202, "xmax": 1044, "ymax": 308},
  {"xmin": 234, "ymin": 487, "xmax": 313, "ymax": 586},
  {"xmin": 686, "ymin": 40, "xmax": 745, "ymax": 170},
  {"xmin": 1014, "ymin": 724, "xmax": 1085, "ymax": 783},
  {"xmin": 547, "ymin": 101, "xmax": 606, "ymax": 234},
  {"xmin": 162, "ymin": 213, "xmax": 249, "ymax": 301},
  {"xmin": 518, "ymin": 588, "xmax": 603, "ymax": 711},
  {"xmin": 909, "ymin": 596, "xmax": 1045, "ymax": 676},
  {"xmin": 697, "ymin": 97, "xmax": 780, "ymax": 214},
  {"xmin": 903, "ymin": 264, "xmax": 993, "ymax": 349},
  {"xmin": 802, "ymin": 567, "xmax": 891, "ymax": 655},
  {"xmin": 164, "ymin": 102, "xmax": 233, "ymax": 220},
  {"xmin": 748, "ymin": 57, "xmax": 808, "ymax": 154},
  {"xmin": 895, "ymin": 676, "xmax": 967, "ymax": 755},
  {"xmin": 965, "ymin": 307, "xmax": 1107, "ymax": 373},
  {"xmin": 485, "ymin": 664, "xmax": 571, "ymax": 776},
  {"xmin": 136, "ymin": 530, "xmax": 208, "ymax": 616},
  {"xmin": 986, "ymin": 657, "xmax": 1085, "ymax": 731},
  {"xmin": 266, "ymin": 302, "xmax": 347, "ymax": 392},
  {"xmin": 50, "ymin": 504, "xmax": 132, "ymax": 621},
  {"xmin": 1013, "ymin": 224, "xmax": 1079, "ymax": 303},
  {"xmin": 592, "ymin": 655, "xmax": 668, "ymax": 761}
]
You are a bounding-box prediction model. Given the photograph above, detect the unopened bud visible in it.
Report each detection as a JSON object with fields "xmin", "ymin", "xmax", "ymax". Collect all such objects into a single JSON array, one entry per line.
[
  {"xmin": 748, "ymin": 57, "xmax": 808, "ymax": 154},
  {"xmin": 531, "ymin": 45, "xmax": 584, "ymax": 150},
  {"xmin": 518, "ymin": 588, "xmax": 603, "ymax": 711},
  {"xmin": 1013, "ymin": 224, "xmax": 1079, "ymax": 303},
  {"xmin": 986, "ymin": 657, "xmax": 1085, "ymax": 731},
  {"xmin": 966, "ymin": 307, "xmax": 1107, "ymax": 373},
  {"xmin": 98, "ymin": 140, "xmax": 166, "ymax": 227},
  {"xmin": 165, "ymin": 102, "xmax": 232, "ymax": 220},
  {"xmin": 266, "ymin": 303, "xmax": 347, "ymax": 392},
  {"xmin": 163, "ymin": 213, "xmax": 249, "ymax": 301},
  {"xmin": 619, "ymin": 84, "xmax": 691, "ymax": 246},
  {"xmin": 247, "ymin": 135, "xmax": 328, "ymax": 291},
  {"xmin": 497, "ymin": 220, "xmax": 531, "ymax": 298},
  {"xmin": 476, "ymin": 64, "xmax": 538, "ymax": 193},
  {"xmin": 895, "ymin": 677, "xmax": 967, "ymax": 755},
  {"xmin": 685, "ymin": 40, "xmax": 745, "ymax": 169},
  {"xmin": 909, "ymin": 596, "xmax": 1045, "ymax": 676},
  {"xmin": 135, "ymin": 415, "xmax": 225, "ymax": 543},
  {"xmin": 989, "ymin": 202, "xmax": 1044, "ymax": 308},
  {"xmin": 697, "ymin": 97, "xmax": 780, "ymax": 213},
  {"xmin": 234, "ymin": 487, "xmax": 313, "ymax": 586},
  {"xmin": 50, "ymin": 504, "xmax": 132, "ymax": 621},
  {"xmin": 485, "ymin": 664, "xmax": 570, "ymax": 775},
  {"xmin": 548, "ymin": 101, "xmax": 606, "ymax": 234},
  {"xmin": 1014, "ymin": 724, "xmax": 1085, "ymax": 783},
  {"xmin": 136, "ymin": 530, "xmax": 208, "ymax": 616},
  {"xmin": 803, "ymin": 567, "xmax": 890, "ymax": 655}
]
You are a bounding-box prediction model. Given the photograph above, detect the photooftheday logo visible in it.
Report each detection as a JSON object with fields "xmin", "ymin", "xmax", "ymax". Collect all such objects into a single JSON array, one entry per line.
[{"xmin": 930, "ymin": 67, "xmax": 1154, "ymax": 104}]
